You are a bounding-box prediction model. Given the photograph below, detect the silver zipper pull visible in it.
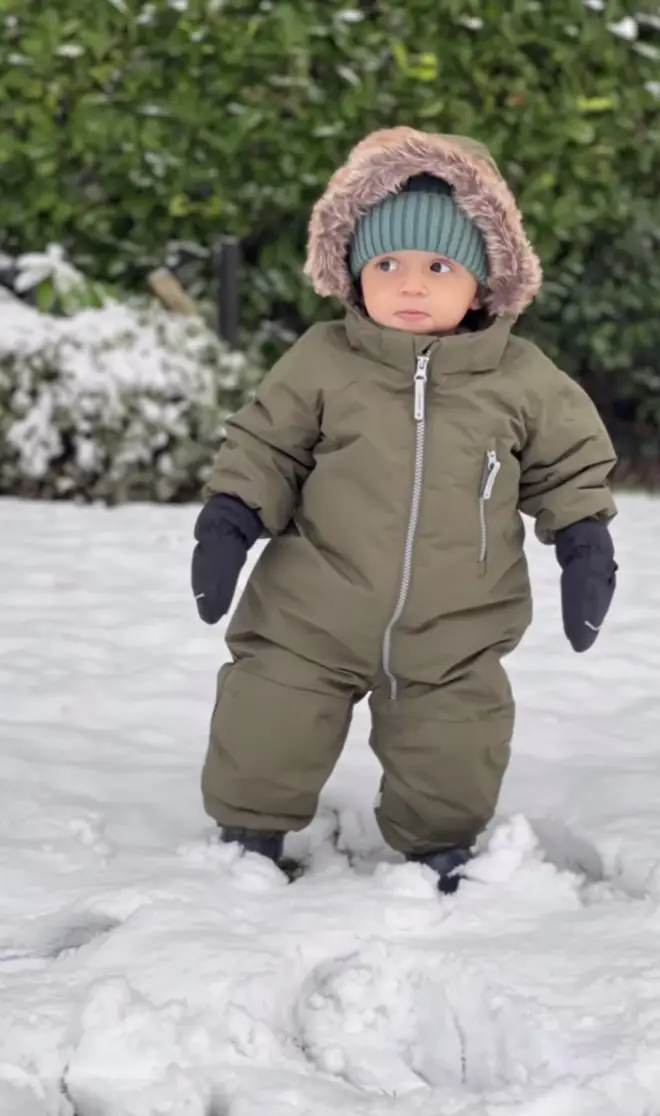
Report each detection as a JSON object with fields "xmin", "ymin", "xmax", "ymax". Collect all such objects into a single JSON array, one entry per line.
[
  {"xmin": 413, "ymin": 354, "xmax": 430, "ymax": 421},
  {"xmin": 481, "ymin": 450, "xmax": 501, "ymax": 500}
]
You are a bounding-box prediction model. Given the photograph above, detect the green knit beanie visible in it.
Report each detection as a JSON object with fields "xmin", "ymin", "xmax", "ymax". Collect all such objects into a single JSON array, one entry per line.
[{"xmin": 349, "ymin": 174, "xmax": 487, "ymax": 284}]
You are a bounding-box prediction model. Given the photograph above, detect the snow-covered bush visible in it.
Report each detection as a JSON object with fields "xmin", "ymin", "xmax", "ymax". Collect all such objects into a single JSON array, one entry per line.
[
  {"xmin": 12, "ymin": 243, "xmax": 116, "ymax": 315},
  {"xmin": 0, "ymin": 294, "xmax": 262, "ymax": 503}
]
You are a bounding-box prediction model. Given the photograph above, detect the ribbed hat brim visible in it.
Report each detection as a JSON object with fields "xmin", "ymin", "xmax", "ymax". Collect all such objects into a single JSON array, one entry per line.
[{"xmin": 349, "ymin": 186, "xmax": 488, "ymax": 283}]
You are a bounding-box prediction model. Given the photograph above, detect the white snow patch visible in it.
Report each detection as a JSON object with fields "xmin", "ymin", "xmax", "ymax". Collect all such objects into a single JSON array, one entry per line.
[
  {"xmin": 55, "ymin": 43, "xmax": 85, "ymax": 59},
  {"xmin": 608, "ymin": 16, "xmax": 637, "ymax": 40},
  {"xmin": 335, "ymin": 9, "xmax": 365, "ymax": 23},
  {"xmin": 65, "ymin": 979, "xmax": 212, "ymax": 1116}
]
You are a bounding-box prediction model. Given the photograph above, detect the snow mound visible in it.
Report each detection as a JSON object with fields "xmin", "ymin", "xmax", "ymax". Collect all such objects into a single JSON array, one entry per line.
[{"xmin": 64, "ymin": 979, "xmax": 212, "ymax": 1116}]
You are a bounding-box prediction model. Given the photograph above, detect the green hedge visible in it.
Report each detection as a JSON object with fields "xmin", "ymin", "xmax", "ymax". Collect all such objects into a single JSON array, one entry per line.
[
  {"xmin": 2, "ymin": 0, "xmax": 659, "ymax": 464},
  {"xmin": 523, "ymin": 215, "xmax": 660, "ymax": 484}
]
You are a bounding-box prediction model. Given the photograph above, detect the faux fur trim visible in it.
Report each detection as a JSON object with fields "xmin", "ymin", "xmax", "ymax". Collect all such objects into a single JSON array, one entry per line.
[{"xmin": 304, "ymin": 127, "xmax": 542, "ymax": 318}]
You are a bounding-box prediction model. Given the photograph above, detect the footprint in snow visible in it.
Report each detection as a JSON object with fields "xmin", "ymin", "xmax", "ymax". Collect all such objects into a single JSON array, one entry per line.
[
  {"xmin": 293, "ymin": 941, "xmax": 568, "ymax": 1099},
  {"xmin": 0, "ymin": 912, "xmax": 120, "ymax": 968}
]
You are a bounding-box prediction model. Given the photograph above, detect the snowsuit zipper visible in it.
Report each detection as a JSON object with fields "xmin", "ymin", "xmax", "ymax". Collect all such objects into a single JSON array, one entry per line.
[
  {"xmin": 381, "ymin": 352, "xmax": 431, "ymax": 700},
  {"xmin": 478, "ymin": 449, "xmax": 501, "ymax": 566}
]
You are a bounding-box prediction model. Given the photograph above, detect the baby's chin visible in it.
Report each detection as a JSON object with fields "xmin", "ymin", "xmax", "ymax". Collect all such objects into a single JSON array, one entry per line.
[{"xmin": 377, "ymin": 313, "xmax": 458, "ymax": 335}]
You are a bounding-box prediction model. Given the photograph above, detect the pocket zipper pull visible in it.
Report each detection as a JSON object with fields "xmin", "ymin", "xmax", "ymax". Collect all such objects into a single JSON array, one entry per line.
[{"xmin": 481, "ymin": 451, "xmax": 501, "ymax": 500}]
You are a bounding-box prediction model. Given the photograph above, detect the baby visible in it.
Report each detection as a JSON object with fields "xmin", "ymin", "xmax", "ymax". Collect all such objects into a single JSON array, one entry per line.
[{"xmin": 191, "ymin": 127, "xmax": 617, "ymax": 892}]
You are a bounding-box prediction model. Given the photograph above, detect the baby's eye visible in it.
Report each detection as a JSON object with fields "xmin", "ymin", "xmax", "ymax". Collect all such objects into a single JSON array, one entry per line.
[
  {"xmin": 376, "ymin": 258, "xmax": 398, "ymax": 272},
  {"xmin": 430, "ymin": 260, "xmax": 452, "ymax": 274}
]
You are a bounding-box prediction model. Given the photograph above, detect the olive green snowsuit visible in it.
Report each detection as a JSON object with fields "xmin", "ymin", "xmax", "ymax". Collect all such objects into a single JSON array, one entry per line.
[{"xmin": 200, "ymin": 129, "xmax": 617, "ymax": 854}]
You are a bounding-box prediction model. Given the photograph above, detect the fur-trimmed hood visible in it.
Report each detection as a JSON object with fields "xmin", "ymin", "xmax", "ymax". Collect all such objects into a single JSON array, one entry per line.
[{"xmin": 304, "ymin": 127, "xmax": 542, "ymax": 319}]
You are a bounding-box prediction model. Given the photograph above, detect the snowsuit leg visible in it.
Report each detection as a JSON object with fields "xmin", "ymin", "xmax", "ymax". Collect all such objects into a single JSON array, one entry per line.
[
  {"xmin": 368, "ymin": 650, "xmax": 514, "ymax": 855},
  {"xmin": 201, "ymin": 644, "xmax": 364, "ymax": 832}
]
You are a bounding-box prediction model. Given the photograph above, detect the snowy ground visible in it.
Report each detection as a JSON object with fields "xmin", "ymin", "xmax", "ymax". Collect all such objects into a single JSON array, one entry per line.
[{"xmin": 1, "ymin": 494, "xmax": 659, "ymax": 1116}]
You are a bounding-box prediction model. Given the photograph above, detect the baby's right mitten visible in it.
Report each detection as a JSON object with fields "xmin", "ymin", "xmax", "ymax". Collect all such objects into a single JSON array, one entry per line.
[{"xmin": 191, "ymin": 494, "xmax": 262, "ymax": 624}]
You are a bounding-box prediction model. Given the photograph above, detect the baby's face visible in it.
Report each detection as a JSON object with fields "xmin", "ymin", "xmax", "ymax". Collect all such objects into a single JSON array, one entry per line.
[{"xmin": 360, "ymin": 250, "xmax": 480, "ymax": 335}]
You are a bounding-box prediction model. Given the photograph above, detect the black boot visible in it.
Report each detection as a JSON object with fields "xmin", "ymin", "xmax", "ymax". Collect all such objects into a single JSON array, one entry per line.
[
  {"xmin": 407, "ymin": 846, "xmax": 473, "ymax": 894},
  {"xmin": 219, "ymin": 826, "xmax": 285, "ymax": 864}
]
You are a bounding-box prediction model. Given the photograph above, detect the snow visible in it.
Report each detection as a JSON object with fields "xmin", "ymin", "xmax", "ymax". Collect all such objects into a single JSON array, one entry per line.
[
  {"xmin": 608, "ymin": 17, "xmax": 638, "ymax": 41},
  {"xmin": 14, "ymin": 246, "xmax": 90, "ymax": 297},
  {"xmin": 1, "ymin": 493, "xmax": 660, "ymax": 1115}
]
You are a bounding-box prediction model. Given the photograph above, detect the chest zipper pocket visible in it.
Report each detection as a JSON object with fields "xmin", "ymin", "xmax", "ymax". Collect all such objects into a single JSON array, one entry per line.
[{"xmin": 478, "ymin": 449, "xmax": 501, "ymax": 568}]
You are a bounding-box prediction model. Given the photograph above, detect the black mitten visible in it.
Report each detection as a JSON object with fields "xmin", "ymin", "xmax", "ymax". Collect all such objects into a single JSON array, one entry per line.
[
  {"xmin": 555, "ymin": 519, "xmax": 617, "ymax": 652},
  {"xmin": 191, "ymin": 494, "xmax": 262, "ymax": 625}
]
